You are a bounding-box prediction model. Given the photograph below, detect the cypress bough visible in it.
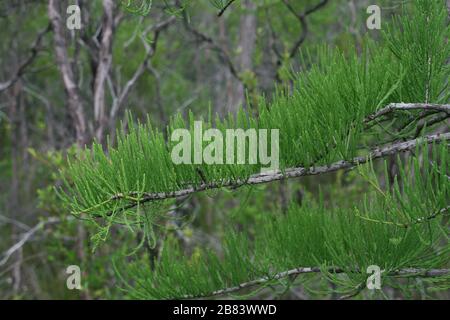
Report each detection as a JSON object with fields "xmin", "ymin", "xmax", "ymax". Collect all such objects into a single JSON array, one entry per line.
[
  {"xmin": 104, "ymin": 130, "xmax": 448, "ymax": 214},
  {"xmin": 113, "ymin": 142, "xmax": 449, "ymax": 299},
  {"xmin": 58, "ymin": 0, "xmax": 450, "ymax": 299},
  {"xmin": 184, "ymin": 267, "xmax": 450, "ymax": 299}
]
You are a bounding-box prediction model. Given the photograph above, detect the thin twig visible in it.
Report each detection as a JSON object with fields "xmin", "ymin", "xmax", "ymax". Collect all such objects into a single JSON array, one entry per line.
[
  {"xmin": 356, "ymin": 206, "xmax": 450, "ymax": 229},
  {"xmin": 0, "ymin": 218, "xmax": 60, "ymax": 267},
  {"xmin": 0, "ymin": 215, "xmax": 30, "ymax": 231},
  {"xmin": 364, "ymin": 103, "xmax": 450, "ymax": 123},
  {"xmin": 218, "ymin": 0, "xmax": 237, "ymax": 17},
  {"xmin": 0, "ymin": 23, "xmax": 51, "ymax": 92},
  {"xmin": 109, "ymin": 16, "xmax": 175, "ymax": 122},
  {"xmin": 180, "ymin": 3, "xmax": 240, "ymax": 80},
  {"xmin": 338, "ymin": 282, "xmax": 366, "ymax": 300},
  {"xmin": 278, "ymin": 0, "xmax": 329, "ymax": 61}
]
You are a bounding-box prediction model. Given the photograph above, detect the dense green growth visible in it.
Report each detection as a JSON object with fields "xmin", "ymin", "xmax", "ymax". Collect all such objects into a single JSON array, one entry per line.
[
  {"xmin": 118, "ymin": 144, "xmax": 449, "ymax": 299},
  {"xmin": 54, "ymin": 0, "xmax": 449, "ymax": 299},
  {"xmin": 60, "ymin": 1, "xmax": 448, "ymax": 223}
]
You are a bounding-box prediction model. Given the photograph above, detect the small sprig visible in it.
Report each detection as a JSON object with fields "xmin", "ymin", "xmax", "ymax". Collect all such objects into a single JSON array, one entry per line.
[{"xmin": 121, "ymin": 0, "xmax": 153, "ymax": 16}]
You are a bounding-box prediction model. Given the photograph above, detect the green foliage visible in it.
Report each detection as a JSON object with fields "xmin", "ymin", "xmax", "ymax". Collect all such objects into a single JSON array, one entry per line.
[
  {"xmin": 121, "ymin": 0, "xmax": 153, "ymax": 16},
  {"xmin": 119, "ymin": 0, "xmax": 234, "ymax": 17},
  {"xmin": 58, "ymin": 43, "xmax": 399, "ymax": 247},
  {"xmin": 384, "ymin": 0, "xmax": 450, "ymax": 104},
  {"xmin": 24, "ymin": 146, "xmax": 148, "ymax": 299},
  {"xmin": 208, "ymin": 0, "xmax": 230, "ymax": 10},
  {"xmin": 116, "ymin": 144, "xmax": 449, "ymax": 299},
  {"xmin": 59, "ymin": 0, "xmax": 448, "ymax": 228},
  {"xmin": 54, "ymin": 0, "xmax": 450, "ymax": 299}
]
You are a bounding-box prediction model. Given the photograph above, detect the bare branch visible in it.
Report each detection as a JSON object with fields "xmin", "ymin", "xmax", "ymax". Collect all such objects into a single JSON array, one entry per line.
[
  {"xmin": 48, "ymin": 0, "xmax": 88, "ymax": 145},
  {"xmin": 109, "ymin": 16, "xmax": 175, "ymax": 125},
  {"xmin": 365, "ymin": 103, "xmax": 450, "ymax": 123},
  {"xmin": 217, "ymin": 0, "xmax": 237, "ymax": 17},
  {"xmin": 0, "ymin": 215, "xmax": 30, "ymax": 232},
  {"xmin": 0, "ymin": 23, "xmax": 51, "ymax": 92},
  {"xmin": 275, "ymin": 0, "xmax": 329, "ymax": 63},
  {"xmin": 0, "ymin": 218, "xmax": 60, "ymax": 267},
  {"xmin": 180, "ymin": 6, "xmax": 240, "ymax": 80},
  {"xmin": 94, "ymin": 0, "xmax": 115, "ymax": 142}
]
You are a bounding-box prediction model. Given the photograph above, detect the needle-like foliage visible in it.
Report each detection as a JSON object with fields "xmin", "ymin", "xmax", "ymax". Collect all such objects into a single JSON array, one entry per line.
[
  {"xmin": 115, "ymin": 144, "xmax": 449, "ymax": 299},
  {"xmin": 57, "ymin": 0, "xmax": 449, "ymax": 299}
]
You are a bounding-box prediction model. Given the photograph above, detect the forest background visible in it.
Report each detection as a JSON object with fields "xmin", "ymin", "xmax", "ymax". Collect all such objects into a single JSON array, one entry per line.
[{"xmin": 0, "ymin": 0, "xmax": 449, "ymax": 299}]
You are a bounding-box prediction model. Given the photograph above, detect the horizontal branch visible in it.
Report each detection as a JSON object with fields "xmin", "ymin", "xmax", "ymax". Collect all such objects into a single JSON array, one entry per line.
[
  {"xmin": 106, "ymin": 132, "xmax": 449, "ymax": 213},
  {"xmin": 185, "ymin": 266, "xmax": 450, "ymax": 299},
  {"xmin": 364, "ymin": 103, "xmax": 450, "ymax": 123},
  {"xmin": 0, "ymin": 217, "xmax": 60, "ymax": 267}
]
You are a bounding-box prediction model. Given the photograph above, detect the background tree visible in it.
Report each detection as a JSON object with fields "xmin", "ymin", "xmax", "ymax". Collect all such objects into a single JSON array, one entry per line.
[{"xmin": 0, "ymin": 0, "xmax": 448, "ymax": 299}]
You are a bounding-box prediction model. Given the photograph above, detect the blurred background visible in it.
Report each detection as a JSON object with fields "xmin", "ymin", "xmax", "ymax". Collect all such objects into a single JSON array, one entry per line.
[{"xmin": 0, "ymin": 0, "xmax": 448, "ymax": 299}]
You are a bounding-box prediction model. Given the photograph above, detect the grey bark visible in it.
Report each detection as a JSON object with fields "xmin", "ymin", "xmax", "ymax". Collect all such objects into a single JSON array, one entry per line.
[
  {"xmin": 186, "ymin": 266, "xmax": 450, "ymax": 299},
  {"xmin": 93, "ymin": 0, "xmax": 114, "ymax": 143},
  {"xmin": 229, "ymin": 0, "xmax": 257, "ymax": 112},
  {"xmin": 48, "ymin": 0, "xmax": 88, "ymax": 146}
]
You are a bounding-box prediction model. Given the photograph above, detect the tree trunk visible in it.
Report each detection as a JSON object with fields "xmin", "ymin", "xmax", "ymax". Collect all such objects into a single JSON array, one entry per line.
[
  {"xmin": 8, "ymin": 81, "xmax": 23, "ymax": 296},
  {"xmin": 93, "ymin": 0, "xmax": 114, "ymax": 143},
  {"xmin": 229, "ymin": 0, "xmax": 257, "ymax": 112},
  {"xmin": 48, "ymin": 0, "xmax": 90, "ymax": 299},
  {"xmin": 48, "ymin": 0, "xmax": 88, "ymax": 146}
]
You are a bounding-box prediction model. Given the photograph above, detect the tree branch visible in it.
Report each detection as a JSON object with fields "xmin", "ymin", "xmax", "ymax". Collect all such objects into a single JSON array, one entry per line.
[
  {"xmin": 364, "ymin": 103, "xmax": 450, "ymax": 123},
  {"xmin": 0, "ymin": 218, "xmax": 60, "ymax": 267},
  {"xmin": 356, "ymin": 206, "xmax": 450, "ymax": 228},
  {"xmin": 93, "ymin": 0, "xmax": 115, "ymax": 142},
  {"xmin": 180, "ymin": 5, "xmax": 240, "ymax": 80},
  {"xmin": 109, "ymin": 16, "xmax": 175, "ymax": 124},
  {"xmin": 0, "ymin": 23, "xmax": 51, "ymax": 92},
  {"xmin": 184, "ymin": 266, "xmax": 450, "ymax": 299},
  {"xmin": 103, "ymin": 132, "xmax": 449, "ymax": 214},
  {"xmin": 276, "ymin": 0, "xmax": 329, "ymax": 63},
  {"xmin": 48, "ymin": 0, "xmax": 88, "ymax": 145},
  {"xmin": 218, "ymin": 0, "xmax": 237, "ymax": 17}
]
